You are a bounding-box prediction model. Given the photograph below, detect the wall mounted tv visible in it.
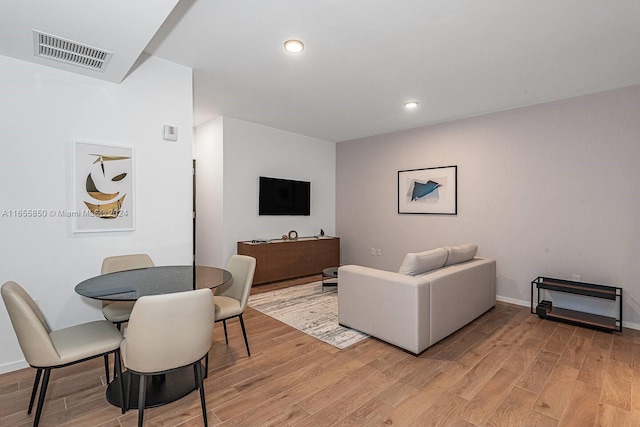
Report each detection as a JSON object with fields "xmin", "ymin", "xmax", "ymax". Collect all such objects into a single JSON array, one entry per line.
[{"xmin": 259, "ymin": 176, "xmax": 310, "ymax": 216}]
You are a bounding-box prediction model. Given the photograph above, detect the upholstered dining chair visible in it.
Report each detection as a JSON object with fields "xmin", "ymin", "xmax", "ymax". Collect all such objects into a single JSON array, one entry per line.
[
  {"xmin": 1, "ymin": 281, "xmax": 125, "ymax": 427},
  {"xmin": 101, "ymin": 254, "xmax": 154, "ymax": 330},
  {"xmin": 214, "ymin": 254, "xmax": 256, "ymax": 357},
  {"xmin": 121, "ymin": 288, "xmax": 215, "ymax": 427}
]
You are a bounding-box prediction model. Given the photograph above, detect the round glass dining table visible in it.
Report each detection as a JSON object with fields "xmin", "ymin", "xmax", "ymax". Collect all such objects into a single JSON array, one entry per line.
[
  {"xmin": 75, "ymin": 265, "xmax": 232, "ymax": 301},
  {"xmin": 75, "ymin": 265, "xmax": 232, "ymax": 409}
]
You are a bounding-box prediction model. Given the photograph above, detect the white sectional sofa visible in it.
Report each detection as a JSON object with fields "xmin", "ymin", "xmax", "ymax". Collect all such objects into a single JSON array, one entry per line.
[{"xmin": 338, "ymin": 243, "xmax": 496, "ymax": 355}]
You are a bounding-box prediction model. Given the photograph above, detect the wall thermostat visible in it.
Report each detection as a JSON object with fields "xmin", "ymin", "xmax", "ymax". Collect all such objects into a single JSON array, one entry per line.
[{"xmin": 163, "ymin": 125, "xmax": 178, "ymax": 141}]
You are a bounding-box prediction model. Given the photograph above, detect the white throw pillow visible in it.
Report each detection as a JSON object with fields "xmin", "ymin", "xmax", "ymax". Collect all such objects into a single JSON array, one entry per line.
[
  {"xmin": 398, "ymin": 247, "xmax": 448, "ymax": 275},
  {"xmin": 444, "ymin": 243, "xmax": 478, "ymax": 266}
]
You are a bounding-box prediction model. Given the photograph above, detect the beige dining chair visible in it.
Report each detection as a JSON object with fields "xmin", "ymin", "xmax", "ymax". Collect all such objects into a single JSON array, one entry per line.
[
  {"xmin": 121, "ymin": 288, "xmax": 215, "ymax": 426},
  {"xmin": 1, "ymin": 281, "xmax": 125, "ymax": 427},
  {"xmin": 214, "ymin": 254, "xmax": 256, "ymax": 357},
  {"xmin": 101, "ymin": 254, "xmax": 154, "ymax": 330}
]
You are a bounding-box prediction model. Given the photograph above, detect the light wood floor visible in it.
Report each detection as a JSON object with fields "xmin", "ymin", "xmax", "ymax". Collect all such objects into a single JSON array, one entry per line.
[{"xmin": 1, "ymin": 276, "xmax": 639, "ymax": 426}]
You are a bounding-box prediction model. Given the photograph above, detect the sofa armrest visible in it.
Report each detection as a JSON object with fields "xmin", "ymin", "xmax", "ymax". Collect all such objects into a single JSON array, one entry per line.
[
  {"xmin": 423, "ymin": 257, "xmax": 496, "ymax": 344},
  {"xmin": 337, "ymin": 265, "xmax": 430, "ymax": 354}
]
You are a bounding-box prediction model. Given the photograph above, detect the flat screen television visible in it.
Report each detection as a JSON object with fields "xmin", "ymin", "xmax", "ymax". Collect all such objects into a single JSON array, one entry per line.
[{"xmin": 259, "ymin": 176, "xmax": 310, "ymax": 216}]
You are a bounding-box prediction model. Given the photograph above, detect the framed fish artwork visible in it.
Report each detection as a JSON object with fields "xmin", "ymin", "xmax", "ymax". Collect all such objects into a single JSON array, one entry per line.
[
  {"xmin": 398, "ymin": 165, "xmax": 457, "ymax": 215},
  {"xmin": 72, "ymin": 141, "xmax": 134, "ymax": 232}
]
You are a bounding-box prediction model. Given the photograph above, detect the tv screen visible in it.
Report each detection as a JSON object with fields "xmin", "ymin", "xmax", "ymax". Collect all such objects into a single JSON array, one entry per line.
[{"xmin": 259, "ymin": 176, "xmax": 310, "ymax": 216}]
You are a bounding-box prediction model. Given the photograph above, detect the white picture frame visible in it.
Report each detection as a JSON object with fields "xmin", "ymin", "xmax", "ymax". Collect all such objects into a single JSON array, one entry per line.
[{"xmin": 398, "ymin": 165, "xmax": 457, "ymax": 215}]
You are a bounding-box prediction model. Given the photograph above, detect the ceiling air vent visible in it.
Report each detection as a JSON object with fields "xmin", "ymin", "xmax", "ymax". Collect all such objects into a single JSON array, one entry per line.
[{"xmin": 33, "ymin": 30, "xmax": 112, "ymax": 72}]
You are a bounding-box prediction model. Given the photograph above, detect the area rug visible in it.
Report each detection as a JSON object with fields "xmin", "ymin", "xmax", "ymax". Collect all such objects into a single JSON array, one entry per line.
[{"xmin": 248, "ymin": 281, "xmax": 369, "ymax": 349}]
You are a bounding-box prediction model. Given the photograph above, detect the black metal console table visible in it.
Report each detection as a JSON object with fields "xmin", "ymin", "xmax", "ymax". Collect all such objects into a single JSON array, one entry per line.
[{"xmin": 531, "ymin": 276, "xmax": 622, "ymax": 332}]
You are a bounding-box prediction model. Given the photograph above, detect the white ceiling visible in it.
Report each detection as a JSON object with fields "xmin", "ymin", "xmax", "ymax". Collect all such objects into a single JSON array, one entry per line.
[
  {"xmin": 0, "ymin": 0, "xmax": 180, "ymax": 83},
  {"xmin": 3, "ymin": 1, "xmax": 640, "ymax": 142}
]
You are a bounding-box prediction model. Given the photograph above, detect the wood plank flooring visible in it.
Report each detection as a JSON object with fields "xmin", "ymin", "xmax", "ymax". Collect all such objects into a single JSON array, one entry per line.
[{"xmin": 1, "ymin": 276, "xmax": 639, "ymax": 426}]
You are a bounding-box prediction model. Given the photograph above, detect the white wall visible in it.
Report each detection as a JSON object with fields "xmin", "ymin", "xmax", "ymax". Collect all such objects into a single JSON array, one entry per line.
[
  {"xmin": 0, "ymin": 55, "xmax": 194, "ymax": 373},
  {"xmin": 337, "ymin": 85, "xmax": 640, "ymax": 328},
  {"xmin": 194, "ymin": 117, "xmax": 336, "ymax": 267},
  {"xmin": 194, "ymin": 117, "xmax": 224, "ymax": 266}
]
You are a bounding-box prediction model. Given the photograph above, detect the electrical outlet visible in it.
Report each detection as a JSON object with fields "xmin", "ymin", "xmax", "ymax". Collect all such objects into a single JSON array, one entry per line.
[
  {"xmin": 370, "ymin": 247, "xmax": 375, "ymax": 256},
  {"xmin": 376, "ymin": 249, "xmax": 382, "ymax": 256},
  {"xmin": 572, "ymin": 274, "xmax": 581, "ymax": 281}
]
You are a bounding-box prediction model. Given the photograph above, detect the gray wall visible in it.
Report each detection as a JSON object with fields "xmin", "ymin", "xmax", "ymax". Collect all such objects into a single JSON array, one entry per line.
[{"xmin": 336, "ymin": 85, "xmax": 640, "ymax": 327}]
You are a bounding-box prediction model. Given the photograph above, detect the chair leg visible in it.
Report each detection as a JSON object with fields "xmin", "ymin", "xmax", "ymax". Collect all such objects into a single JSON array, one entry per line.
[
  {"xmin": 138, "ymin": 374, "xmax": 146, "ymax": 427},
  {"xmin": 239, "ymin": 314, "xmax": 251, "ymax": 357},
  {"xmin": 205, "ymin": 352, "xmax": 209, "ymax": 379},
  {"xmin": 27, "ymin": 368, "xmax": 42, "ymax": 414},
  {"xmin": 125, "ymin": 368, "xmax": 132, "ymax": 412},
  {"xmin": 195, "ymin": 361, "xmax": 208, "ymax": 426},
  {"xmin": 114, "ymin": 351, "xmax": 125, "ymax": 414},
  {"xmin": 222, "ymin": 319, "xmax": 229, "ymax": 344},
  {"xmin": 113, "ymin": 320, "xmax": 128, "ymax": 380},
  {"xmin": 112, "ymin": 323, "xmax": 123, "ymax": 383},
  {"xmin": 33, "ymin": 368, "xmax": 51, "ymax": 427},
  {"xmin": 103, "ymin": 354, "xmax": 110, "ymax": 384},
  {"xmin": 193, "ymin": 363, "xmax": 199, "ymax": 390}
]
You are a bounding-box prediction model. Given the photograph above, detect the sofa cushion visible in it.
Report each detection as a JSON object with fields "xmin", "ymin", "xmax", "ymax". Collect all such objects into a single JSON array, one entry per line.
[
  {"xmin": 398, "ymin": 247, "xmax": 448, "ymax": 275},
  {"xmin": 444, "ymin": 243, "xmax": 478, "ymax": 266}
]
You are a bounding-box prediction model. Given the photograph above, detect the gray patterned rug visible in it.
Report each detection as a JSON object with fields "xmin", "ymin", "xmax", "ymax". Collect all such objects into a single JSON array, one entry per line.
[{"xmin": 248, "ymin": 281, "xmax": 369, "ymax": 349}]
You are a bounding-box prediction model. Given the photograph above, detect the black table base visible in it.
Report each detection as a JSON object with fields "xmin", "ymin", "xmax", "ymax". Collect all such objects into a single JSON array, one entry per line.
[
  {"xmin": 106, "ymin": 366, "xmax": 198, "ymax": 409},
  {"xmin": 322, "ymin": 267, "xmax": 338, "ymax": 290}
]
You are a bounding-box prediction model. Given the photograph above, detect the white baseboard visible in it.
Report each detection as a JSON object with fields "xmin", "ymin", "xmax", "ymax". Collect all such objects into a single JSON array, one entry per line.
[
  {"xmin": 0, "ymin": 359, "xmax": 28, "ymax": 375},
  {"xmin": 622, "ymin": 320, "xmax": 640, "ymax": 331},
  {"xmin": 496, "ymin": 295, "xmax": 529, "ymax": 308}
]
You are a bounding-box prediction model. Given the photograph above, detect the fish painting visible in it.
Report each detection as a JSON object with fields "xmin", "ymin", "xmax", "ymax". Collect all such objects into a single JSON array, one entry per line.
[{"xmin": 411, "ymin": 180, "xmax": 442, "ymax": 201}]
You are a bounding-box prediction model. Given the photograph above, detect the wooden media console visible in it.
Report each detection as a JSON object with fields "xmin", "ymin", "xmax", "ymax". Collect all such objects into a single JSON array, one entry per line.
[{"xmin": 237, "ymin": 237, "xmax": 340, "ymax": 285}]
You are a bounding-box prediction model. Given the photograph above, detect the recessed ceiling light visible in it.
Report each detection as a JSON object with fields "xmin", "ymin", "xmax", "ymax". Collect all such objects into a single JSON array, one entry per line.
[
  {"xmin": 404, "ymin": 101, "xmax": 419, "ymax": 109},
  {"xmin": 284, "ymin": 39, "xmax": 304, "ymax": 53}
]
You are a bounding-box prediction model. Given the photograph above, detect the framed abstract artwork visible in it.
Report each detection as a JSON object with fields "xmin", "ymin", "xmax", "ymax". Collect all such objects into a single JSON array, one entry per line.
[
  {"xmin": 398, "ymin": 165, "xmax": 457, "ymax": 215},
  {"xmin": 72, "ymin": 142, "xmax": 135, "ymax": 232}
]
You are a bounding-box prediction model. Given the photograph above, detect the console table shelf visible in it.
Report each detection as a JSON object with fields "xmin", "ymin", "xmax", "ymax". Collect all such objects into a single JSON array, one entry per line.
[{"xmin": 531, "ymin": 276, "xmax": 622, "ymax": 333}]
